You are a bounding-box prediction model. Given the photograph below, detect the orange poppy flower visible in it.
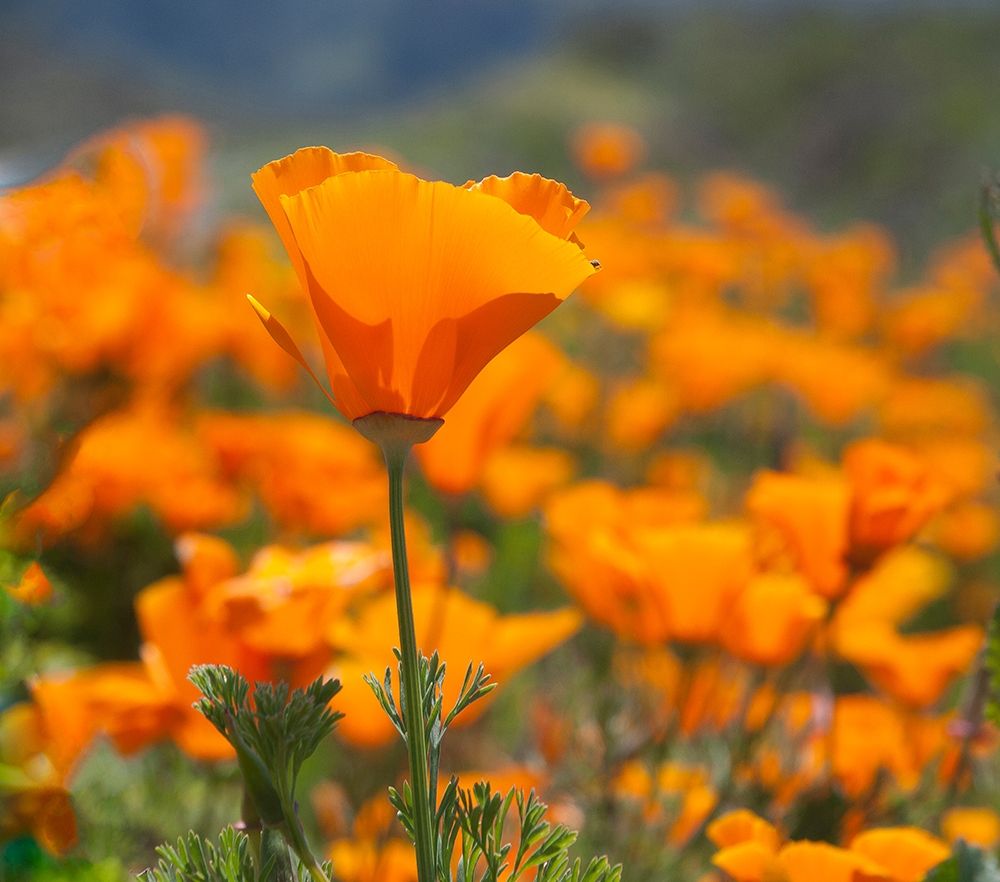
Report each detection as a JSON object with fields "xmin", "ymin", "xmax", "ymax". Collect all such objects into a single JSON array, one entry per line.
[
  {"xmin": 710, "ymin": 809, "xmax": 948, "ymax": 882},
  {"xmin": 6, "ymin": 562, "xmax": 53, "ymax": 605},
  {"xmin": 329, "ymin": 837, "xmax": 417, "ymax": 882},
  {"xmin": 613, "ymin": 760, "xmax": 717, "ymax": 845},
  {"xmin": 773, "ymin": 334, "xmax": 892, "ymax": 427},
  {"xmin": 745, "ymin": 470, "xmax": 850, "ymax": 599},
  {"xmin": 844, "ymin": 439, "xmax": 952, "ymax": 558},
  {"xmin": 196, "ymin": 409, "xmax": 386, "ymax": 537},
  {"xmin": 0, "ymin": 704, "xmax": 78, "ymax": 855},
  {"xmin": 835, "ymin": 622, "xmax": 982, "ymax": 709},
  {"xmin": 328, "ymin": 584, "xmax": 581, "ymax": 747},
  {"xmin": 250, "ymin": 147, "xmax": 596, "ymax": 421},
  {"xmin": 878, "ymin": 377, "xmax": 992, "ymax": 439},
  {"xmin": 30, "ymin": 663, "xmax": 180, "ymax": 770},
  {"xmin": 328, "ymin": 794, "xmax": 417, "ymax": 882},
  {"xmin": 650, "ymin": 310, "xmax": 776, "ymax": 413},
  {"xmin": 804, "ymin": 224, "xmax": 894, "ymax": 340},
  {"xmin": 829, "ymin": 696, "xmax": 948, "ymax": 796},
  {"xmin": 68, "ymin": 115, "xmax": 207, "ymax": 241},
  {"xmin": 832, "ymin": 547, "xmax": 949, "ymax": 634},
  {"xmin": 713, "ymin": 839, "xmax": 889, "ymax": 882},
  {"xmin": 932, "ymin": 501, "xmax": 1000, "ymax": 560},
  {"xmin": 707, "ymin": 809, "xmax": 781, "ymax": 852},
  {"xmin": 605, "ymin": 377, "xmax": 680, "ymax": 451},
  {"xmin": 570, "ymin": 122, "xmax": 646, "ymax": 179},
  {"xmin": 849, "ymin": 828, "xmax": 949, "ymax": 882},
  {"xmin": 720, "ymin": 572, "xmax": 826, "ymax": 667},
  {"xmin": 941, "ymin": 807, "xmax": 1000, "ymax": 849},
  {"xmin": 602, "ymin": 173, "xmax": 678, "ymax": 227},
  {"xmin": 480, "ymin": 445, "xmax": 575, "ymax": 518},
  {"xmin": 545, "ymin": 481, "xmax": 707, "ymax": 644},
  {"xmin": 414, "ymin": 332, "xmax": 565, "ymax": 495}
]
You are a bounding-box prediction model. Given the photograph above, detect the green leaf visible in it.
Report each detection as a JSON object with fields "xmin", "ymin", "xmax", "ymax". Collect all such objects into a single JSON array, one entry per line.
[
  {"xmin": 138, "ymin": 828, "xmax": 254, "ymax": 882},
  {"xmin": 924, "ymin": 841, "xmax": 1000, "ymax": 882},
  {"xmin": 984, "ymin": 606, "xmax": 1000, "ymax": 728},
  {"xmin": 980, "ymin": 172, "xmax": 1000, "ymax": 278},
  {"xmin": 186, "ymin": 666, "xmax": 340, "ymax": 880}
]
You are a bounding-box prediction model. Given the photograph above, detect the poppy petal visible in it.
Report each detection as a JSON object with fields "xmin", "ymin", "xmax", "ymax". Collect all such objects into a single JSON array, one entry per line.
[
  {"xmin": 464, "ymin": 172, "xmax": 591, "ymax": 239},
  {"xmin": 246, "ymin": 295, "xmax": 337, "ymax": 407},
  {"xmin": 251, "ymin": 147, "xmax": 398, "ymax": 288},
  {"xmin": 280, "ymin": 170, "xmax": 596, "ymax": 418}
]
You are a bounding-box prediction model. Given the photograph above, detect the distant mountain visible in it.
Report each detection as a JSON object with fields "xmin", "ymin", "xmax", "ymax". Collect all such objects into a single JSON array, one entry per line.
[{"xmin": 3, "ymin": 0, "xmax": 557, "ymax": 120}]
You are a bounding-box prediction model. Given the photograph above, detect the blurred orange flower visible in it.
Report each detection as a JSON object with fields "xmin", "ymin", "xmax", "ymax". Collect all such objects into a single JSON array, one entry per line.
[
  {"xmin": 804, "ymin": 224, "xmax": 894, "ymax": 339},
  {"xmin": 6, "ymin": 562, "xmax": 53, "ymax": 605},
  {"xmin": 196, "ymin": 409, "xmax": 386, "ymax": 537},
  {"xmin": 878, "ymin": 377, "xmax": 992, "ymax": 439},
  {"xmin": 415, "ymin": 332, "xmax": 565, "ymax": 494},
  {"xmin": 251, "ymin": 147, "xmax": 596, "ymax": 421},
  {"xmin": 844, "ymin": 438, "xmax": 952, "ymax": 559},
  {"xmin": 941, "ymin": 807, "xmax": 1000, "ymax": 849},
  {"xmin": 328, "ymin": 584, "xmax": 581, "ymax": 747},
  {"xmin": 30, "ymin": 663, "xmax": 182, "ymax": 770},
  {"xmin": 848, "ymin": 828, "xmax": 949, "ymax": 882},
  {"xmin": 836, "ymin": 622, "xmax": 981, "ymax": 709},
  {"xmin": 709, "ymin": 810, "xmax": 948, "ymax": 882},
  {"xmin": 546, "ymin": 481, "xmax": 710, "ymax": 644},
  {"xmin": 746, "ymin": 470, "xmax": 850, "ymax": 599},
  {"xmin": 602, "ymin": 173, "xmax": 678, "ymax": 226},
  {"xmin": 613, "ymin": 760, "xmax": 717, "ymax": 845},
  {"xmin": 328, "ymin": 795, "xmax": 417, "ymax": 882},
  {"xmin": 706, "ymin": 809, "xmax": 780, "ymax": 852},
  {"xmin": 69, "ymin": 115, "xmax": 207, "ymax": 241},
  {"xmin": 605, "ymin": 377, "xmax": 680, "ymax": 451},
  {"xmin": 650, "ymin": 311, "xmax": 776, "ymax": 413},
  {"xmin": 832, "ymin": 546, "xmax": 949, "ymax": 633},
  {"xmin": 773, "ymin": 334, "xmax": 891, "ymax": 427},
  {"xmin": 830, "ymin": 696, "xmax": 949, "ymax": 796},
  {"xmin": 932, "ymin": 501, "xmax": 1000, "ymax": 560},
  {"xmin": 0, "ymin": 704, "xmax": 78, "ymax": 855},
  {"xmin": 720, "ymin": 572, "xmax": 826, "ymax": 667},
  {"xmin": 570, "ymin": 122, "xmax": 645, "ymax": 179},
  {"xmin": 16, "ymin": 403, "xmax": 243, "ymax": 545},
  {"xmin": 480, "ymin": 445, "xmax": 575, "ymax": 518}
]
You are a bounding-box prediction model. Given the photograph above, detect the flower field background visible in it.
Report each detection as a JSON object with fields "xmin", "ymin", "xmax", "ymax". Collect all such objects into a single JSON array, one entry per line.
[{"xmin": 3, "ymin": 4, "xmax": 1000, "ymax": 882}]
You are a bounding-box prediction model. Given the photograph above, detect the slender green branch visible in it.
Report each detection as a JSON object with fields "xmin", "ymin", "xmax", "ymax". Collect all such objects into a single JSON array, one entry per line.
[
  {"xmin": 385, "ymin": 447, "xmax": 437, "ymax": 882},
  {"xmin": 979, "ymin": 173, "xmax": 1000, "ymax": 276}
]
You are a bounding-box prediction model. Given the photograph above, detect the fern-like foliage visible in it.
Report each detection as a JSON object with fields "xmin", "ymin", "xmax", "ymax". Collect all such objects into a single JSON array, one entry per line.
[
  {"xmin": 365, "ymin": 654, "xmax": 619, "ymax": 882},
  {"xmin": 188, "ymin": 665, "xmax": 342, "ymax": 828},
  {"xmin": 980, "ymin": 170, "xmax": 1000, "ymax": 277},
  {"xmin": 365, "ymin": 650, "xmax": 494, "ymax": 821},
  {"xmin": 138, "ymin": 827, "xmax": 254, "ymax": 882},
  {"xmin": 138, "ymin": 827, "xmax": 334, "ymax": 882},
  {"xmin": 983, "ymin": 606, "xmax": 1000, "ymax": 728},
  {"xmin": 437, "ymin": 783, "xmax": 621, "ymax": 882},
  {"xmin": 154, "ymin": 666, "xmax": 343, "ymax": 882}
]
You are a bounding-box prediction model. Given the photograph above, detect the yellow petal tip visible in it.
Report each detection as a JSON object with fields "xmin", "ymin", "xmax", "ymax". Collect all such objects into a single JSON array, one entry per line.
[{"xmin": 246, "ymin": 293, "xmax": 270, "ymax": 321}]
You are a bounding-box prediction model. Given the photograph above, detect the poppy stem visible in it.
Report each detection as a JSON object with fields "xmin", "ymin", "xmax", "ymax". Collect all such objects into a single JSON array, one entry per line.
[
  {"xmin": 384, "ymin": 448, "xmax": 437, "ymax": 882},
  {"xmin": 354, "ymin": 412, "xmax": 443, "ymax": 882}
]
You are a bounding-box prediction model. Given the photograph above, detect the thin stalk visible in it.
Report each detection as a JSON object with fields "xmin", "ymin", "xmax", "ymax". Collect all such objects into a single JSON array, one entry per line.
[
  {"xmin": 281, "ymin": 817, "xmax": 330, "ymax": 882},
  {"xmin": 385, "ymin": 447, "xmax": 437, "ymax": 882},
  {"xmin": 241, "ymin": 788, "xmax": 263, "ymax": 873}
]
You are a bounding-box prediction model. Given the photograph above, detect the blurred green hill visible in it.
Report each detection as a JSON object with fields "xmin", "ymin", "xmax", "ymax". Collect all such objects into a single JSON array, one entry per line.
[
  {"xmin": 4, "ymin": 4, "xmax": 999, "ymax": 257},
  {"xmin": 212, "ymin": 6, "xmax": 1000, "ymax": 263}
]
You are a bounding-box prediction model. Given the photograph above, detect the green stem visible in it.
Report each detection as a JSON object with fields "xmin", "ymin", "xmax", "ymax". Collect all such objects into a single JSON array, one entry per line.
[
  {"xmin": 301, "ymin": 857, "xmax": 331, "ymax": 882},
  {"xmin": 386, "ymin": 448, "xmax": 437, "ymax": 882},
  {"xmin": 281, "ymin": 817, "xmax": 330, "ymax": 882},
  {"xmin": 979, "ymin": 176, "xmax": 1000, "ymax": 276},
  {"xmin": 241, "ymin": 788, "xmax": 262, "ymax": 873}
]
